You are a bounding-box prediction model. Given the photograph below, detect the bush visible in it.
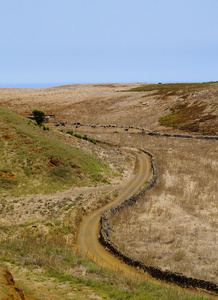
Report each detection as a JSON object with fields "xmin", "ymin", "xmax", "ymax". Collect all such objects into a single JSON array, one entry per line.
[
  {"xmin": 82, "ymin": 135, "xmax": 97, "ymax": 144},
  {"xmin": 66, "ymin": 130, "xmax": 74, "ymax": 135},
  {"xmin": 74, "ymin": 134, "xmax": 82, "ymax": 139},
  {"xmin": 42, "ymin": 125, "xmax": 49, "ymax": 131},
  {"xmin": 90, "ymin": 174, "xmax": 102, "ymax": 182},
  {"xmin": 32, "ymin": 110, "xmax": 45, "ymax": 125},
  {"xmin": 66, "ymin": 131, "xmax": 97, "ymax": 144}
]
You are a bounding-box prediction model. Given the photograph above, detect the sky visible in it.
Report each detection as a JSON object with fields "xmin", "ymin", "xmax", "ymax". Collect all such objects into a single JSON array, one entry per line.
[{"xmin": 0, "ymin": 0, "xmax": 218, "ymax": 88}]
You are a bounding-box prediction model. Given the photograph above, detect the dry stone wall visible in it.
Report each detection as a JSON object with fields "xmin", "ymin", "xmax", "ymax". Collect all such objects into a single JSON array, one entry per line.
[
  {"xmin": 99, "ymin": 149, "xmax": 218, "ymax": 295},
  {"xmin": 58, "ymin": 122, "xmax": 218, "ymax": 140}
]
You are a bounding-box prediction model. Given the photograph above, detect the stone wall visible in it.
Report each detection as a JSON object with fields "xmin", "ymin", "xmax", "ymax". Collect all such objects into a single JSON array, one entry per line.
[
  {"xmin": 99, "ymin": 149, "xmax": 218, "ymax": 294},
  {"xmin": 61, "ymin": 121, "xmax": 218, "ymax": 140}
]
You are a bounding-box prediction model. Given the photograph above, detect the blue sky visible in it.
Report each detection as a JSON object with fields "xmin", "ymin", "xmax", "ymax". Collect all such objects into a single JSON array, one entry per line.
[{"xmin": 1, "ymin": 0, "xmax": 218, "ymax": 88}]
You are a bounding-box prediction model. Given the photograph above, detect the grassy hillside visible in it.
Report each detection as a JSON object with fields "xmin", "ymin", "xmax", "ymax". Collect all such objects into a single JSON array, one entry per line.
[
  {"xmin": 0, "ymin": 106, "xmax": 104, "ymax": 196},
  {"xmin": 126, "ymin": 81, "xmax": 218, "ymax": 94},
  {"xmin": 126, "ymin": 82, "xmax": 218, "ymax": 135}
]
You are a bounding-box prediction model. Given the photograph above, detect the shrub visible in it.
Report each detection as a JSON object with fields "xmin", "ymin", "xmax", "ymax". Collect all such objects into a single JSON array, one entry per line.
[
  {"xmin": 90, "ymin": 174, "xmax": 102, "ymax": 182},
  {"xmin": 66, "ymin": 130, "xmax": 73, "ymax": 135},
  {"xmin": 82, "ymin": 135, "xmax": 97, "ymax": 144},
  {"xmin": 74, "ymin": 133, "xmax": 82, "ymax": 139},
  {"xmin": 42, "ymin": 125, "xmax": 49, "ymax": 131},
  {"xmin": 32, "ymin": 110, "xmax": 45, "ymax": 125}
]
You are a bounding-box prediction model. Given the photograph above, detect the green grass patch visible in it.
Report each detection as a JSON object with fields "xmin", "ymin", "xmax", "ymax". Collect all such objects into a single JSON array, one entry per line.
[
  {"xmin": 0, "ymin": 178, "xmax": 19, "ymax": 189},
  {"xmin": 47, "ymin": 269, "xmax": 213, "ymax": 300},
  {"xmin": 158, "ymin": 102, "xmax": 217, "ymax": 135},
  {"xmin": 124, "ymin": 82, "xmax": 218, "ymax": 135},
  {"xmin": 66, "ymin": 131, "xmax": 97, "ymax": 144},
  {"xmin": 0, "ymin": 106, "xmax": 105, "ymax": 196}
]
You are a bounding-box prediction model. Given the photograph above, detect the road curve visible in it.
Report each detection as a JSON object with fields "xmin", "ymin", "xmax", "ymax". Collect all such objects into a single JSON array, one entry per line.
[
  {"xmin": 78, "ymin": 148, "xmax": 218, "ymax": 298},
  {"xmin": 78, "ymin": 149, "xmax": 154, "ymax": 280}
]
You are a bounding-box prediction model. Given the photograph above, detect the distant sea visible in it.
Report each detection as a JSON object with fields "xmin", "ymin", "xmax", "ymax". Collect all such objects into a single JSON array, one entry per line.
[{"xmin": 0, "ymin": 83, "xmax": 74, "ymax": 89}]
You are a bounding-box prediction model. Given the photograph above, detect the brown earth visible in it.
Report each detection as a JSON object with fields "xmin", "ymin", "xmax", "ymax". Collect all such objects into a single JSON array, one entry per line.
[
  {"xmin": 2, "ymin": 134, "xmax": 14, "ymax": 141},
  {"xmin": 48, "ymin": 157, "xmax": 63, "ymax": 167},
  {"xmin": 0, "ymin": 268, "xmax": 38, "ymax": 300},
  {"xmin": 0, "ymin": 172, "xmax": 17, "ymax": 179}
]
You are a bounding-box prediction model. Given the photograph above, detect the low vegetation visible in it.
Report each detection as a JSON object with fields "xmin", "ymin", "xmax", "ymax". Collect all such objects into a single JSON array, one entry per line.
[
  {"xmin": 0, "ymin": 224, "xmax": 214, "ymax": 299},
  {"xmin": 125, "ymin": 81, "xmax": 218, "ymax": 94},
  {"xmin": 158, "ymin": 102, "xmax": 216, "ymax": 135},
  {"xmin": 125, "ymin": 82, "xmax": 218, "ymax": 136},
  {"xmin": 66, "ymin": 130, "xmax": 97, "ymax": 144}
]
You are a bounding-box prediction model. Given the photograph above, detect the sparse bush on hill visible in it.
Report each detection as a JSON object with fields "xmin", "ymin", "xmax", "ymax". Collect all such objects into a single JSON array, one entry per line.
[
  {"xmin": 41, "ymin": 124, "xmax": 50, "ymax": 131},
  {"xmin": 66, "ymin": 130, "xmax": 73, "ymax": 135},
  {"xmin": 74, "ymin": 133, "xmax": 82, "ymax": 139}
]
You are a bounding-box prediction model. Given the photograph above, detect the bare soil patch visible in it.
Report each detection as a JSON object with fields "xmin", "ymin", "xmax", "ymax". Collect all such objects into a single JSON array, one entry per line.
[
  {"xmin": 0, "ymin": 172, "xmax": 17, "ymax": 179},
  {"xmin": 2, "ymin": 134, "xmax": 14, "ymax": 141}
]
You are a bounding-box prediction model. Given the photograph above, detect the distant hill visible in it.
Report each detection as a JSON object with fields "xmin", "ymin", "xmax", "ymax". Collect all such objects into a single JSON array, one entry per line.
[
  {"xmin": 0, "ymin": 82, "xmax": 217, "ymax": 136},
  {"xmin": 126, "ymin": 82, "xmax": 218, "ymax": 135}
]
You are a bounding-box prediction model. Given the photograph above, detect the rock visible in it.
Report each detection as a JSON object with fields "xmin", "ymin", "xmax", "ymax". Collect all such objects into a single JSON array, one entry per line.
[{"xmin": 0, "ymin": 269, "xmax": 37, "ymax": 299}]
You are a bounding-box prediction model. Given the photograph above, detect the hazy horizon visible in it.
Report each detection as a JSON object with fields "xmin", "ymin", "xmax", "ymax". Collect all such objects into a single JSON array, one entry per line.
[
  {"xmin": 1, "ymin": 0, "xmax": 218, "ymax": 88},
  {"xmin": 2, "ymin": 79, "xmax": 218, "ymax": 90}
]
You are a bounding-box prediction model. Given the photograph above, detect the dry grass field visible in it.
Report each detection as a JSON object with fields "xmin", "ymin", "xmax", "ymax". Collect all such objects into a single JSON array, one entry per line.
[
  {"xmin": 88, "ymin": 132, "xmax": 217, "ymax": 284},
  {"xmin": 0, "ymin": 82, "xmax": 217, "ymax": 135}
]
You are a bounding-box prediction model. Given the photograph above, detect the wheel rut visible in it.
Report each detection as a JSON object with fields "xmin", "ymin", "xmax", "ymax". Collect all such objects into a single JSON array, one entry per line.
[{"xmin": 78, "ymin": 149, "xmax": 152, "ymax": 279}]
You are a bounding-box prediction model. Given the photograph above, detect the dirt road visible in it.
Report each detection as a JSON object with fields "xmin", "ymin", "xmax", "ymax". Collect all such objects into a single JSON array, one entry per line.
[{"xmin": 78, "ymin": 149, "xmax": 153, "ymax": 280}]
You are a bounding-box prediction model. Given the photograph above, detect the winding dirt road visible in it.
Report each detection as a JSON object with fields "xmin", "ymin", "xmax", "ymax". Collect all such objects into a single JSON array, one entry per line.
[
  {"xmin": 78, "ymin": 147, "xmax": 218, "ymax": 299},
  {"xmin": 78, "ymin": 148, "xmax": 154, "ymax": 280}
]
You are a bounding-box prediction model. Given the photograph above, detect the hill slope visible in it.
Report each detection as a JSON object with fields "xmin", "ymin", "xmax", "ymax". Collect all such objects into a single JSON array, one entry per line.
[
  {"xmin": 0, "ymin": 106, "xmax": 104, "ymax": 196},
  {"xmin": 0, "ymin": 82, "xmax": 217, "ymax": 136}
]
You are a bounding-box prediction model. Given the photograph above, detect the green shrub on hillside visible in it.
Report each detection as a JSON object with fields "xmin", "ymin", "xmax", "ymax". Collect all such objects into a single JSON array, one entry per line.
[
  {"xmin": 66, "ymin": 130, "xmax": 74, "ymax": 135},
  {"xmin": 32, "ymin": 109, "xmax": 45, "ymax": 125}
]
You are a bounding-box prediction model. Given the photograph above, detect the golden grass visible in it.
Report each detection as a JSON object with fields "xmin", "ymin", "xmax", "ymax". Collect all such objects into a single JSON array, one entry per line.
[{"xmin": 92, "ymin": 132, "xmax": 218, "ymax": 284}]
